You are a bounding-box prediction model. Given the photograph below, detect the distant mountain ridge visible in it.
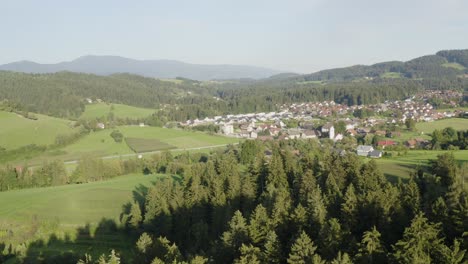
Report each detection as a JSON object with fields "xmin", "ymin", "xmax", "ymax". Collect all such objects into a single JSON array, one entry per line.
[
  {"xmin": 0, "ymin": 55, "xmax": 282, "ymax": 80},
  {"xmin": 293, "ymin": 49, "xmax": 468, "ymax": 82}
]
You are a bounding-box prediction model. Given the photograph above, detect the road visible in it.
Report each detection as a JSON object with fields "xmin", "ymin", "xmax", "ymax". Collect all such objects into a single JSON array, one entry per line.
[{"xmin": 63, "ymin": 143, "xmax": 237, "ymax": 165}]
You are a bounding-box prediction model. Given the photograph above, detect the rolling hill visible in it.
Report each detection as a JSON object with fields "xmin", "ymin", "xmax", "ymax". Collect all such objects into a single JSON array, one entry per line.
[
  {"xmin": 294, "ymin": 49, "xmax": 468, "ymax": 82},
  {"xmin": 0, "ymin": 55, "xmax": 281, "ymax": 80}
]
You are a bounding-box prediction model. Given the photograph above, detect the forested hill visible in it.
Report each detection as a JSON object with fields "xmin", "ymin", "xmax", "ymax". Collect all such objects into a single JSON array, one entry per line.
[
  {"xmin": 293, "ymin": 49, "xmax": 468, "ymax": 82},
  {"xmin": 0, "ymin": 55, "xmax": 281, "ymax": 80},
  {"xmin": 0, "ymin": 49, "xmax": 467, "ymax": 121}
]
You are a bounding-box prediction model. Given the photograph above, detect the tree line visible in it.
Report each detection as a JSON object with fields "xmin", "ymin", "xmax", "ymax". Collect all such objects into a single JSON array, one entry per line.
[
  {"xmin": 1, "ymin": 59, "xmax": 467, "ymax": 123},
  {"xmin": 112, "ymin": 140, "xmax": 466, "ymax": 263}
]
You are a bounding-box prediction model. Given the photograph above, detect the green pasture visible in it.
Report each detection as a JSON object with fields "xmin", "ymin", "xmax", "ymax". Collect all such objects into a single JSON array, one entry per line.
[
  {"xmin": 80, "ymin": 103, "xmax": 155, "ymax": 120},
  {"xmin": 0, "ymin": 111, "xmax": 76, "ymax": 150},
  {"xmin": 11, "ymin": 126, "xmax": 239, "ymax": 165},
  {"xmin": 0, "ymin": 174, "xmax": 164, "ymax": 260},
  {"xmin": 381, "ymin": 72, "xmax": 402, "ymax": 78},
  {"xmin": 416, "ymin": 118, "xmax": 468, "ymax": 134},
  {"xmin": 375, "ymin": 150, "xmax": 468, "ymax": 182},
  {"xmin": 441, "ymin": 62, "xmax": 466, "ymax": 71}
]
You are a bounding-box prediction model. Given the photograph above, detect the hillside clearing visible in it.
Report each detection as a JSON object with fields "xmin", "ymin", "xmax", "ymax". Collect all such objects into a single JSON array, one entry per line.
[
  {"xmin": 0, "ymin": 111, "xmax": 76, "ymax": 150},
  {"xmin": 80, "ymin": 103, "xmax": 155, "ymax": 120}
]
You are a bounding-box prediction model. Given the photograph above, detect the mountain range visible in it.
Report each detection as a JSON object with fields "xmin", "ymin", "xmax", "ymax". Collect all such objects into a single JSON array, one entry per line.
[
  {"xmin": 1, "ymin": 49, "xmax": 467, "ymax": 82},
  {"xmin": 0, "ymin": 55, "xmax": 282, "ymax": 80}
]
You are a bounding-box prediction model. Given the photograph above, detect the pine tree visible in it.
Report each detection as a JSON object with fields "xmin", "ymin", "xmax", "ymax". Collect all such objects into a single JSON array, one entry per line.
[
  {"xmin": 153, "ymin": 236, "xmax": 182, "ymax": 263},
  {"xmin": 356, "ymin": 226, "xmax": 386, "ymax": 264},
  {"xmin": 144, "ymin": 183, "xmax": 172, "ymax": 236},
  {"xmin": 307, "ymin": 186, "xmax": 327, "ymax": 234},
  {"xmin": 296, "ymin": 169, "xmax": 317, "ymax": 206},
  {"xmin": 189, "ymin": 255, "xmax": 209, "ymax": 264},
  {"xmin": 222, "ymin": 210, "xmax": 249, "ymax": 260},
  {"xmin": 234, "ymin": 244, "xmax": 262, "ymax": 264},
  {"xmin": 318, "ymin": 218, "xmax": 344, "ymax": 260},
  {"xmin": 287, "ymin": 231, "xmax": 318, "ymax": 264},
  {"xmin": 136, "ymin": 232, "xmax": 153, "ymax": 254},
  {"xmin": 290, "ymin": 204, "xmax": 308, "ymax": 234},
  {"xmin": 392, "ymin": 213, "xmax": 445, "ymax": 264},
  {"xmin": 128, "ymin": 201, "xmax": 142, "ymax": 228},
  {"xmin": 267, "ymin": 150, "xmax": 288, "ymax": 189},
  {"xmin": 136, "ymin": 232, "xmax": 154, "ymax": 263},
  {"xmin": 431, "ymin": 153, "xmax": 458, "ymax": 188},
  {"xmin": 341, "ymin": 184, "xmax": 358, "ymax": 230},
  {"xmin": 263, "ymin": 231, "xmax": 282, "ymax": 264},
  {"xmin": 400, "ymin": 179, "xmax": 421, "ymax": 221},
  {"xmin": 331, "ymin": 251, "xmax": 353, "ymax": 264},
  {"xmin": 248, "ymin": 204, "xmax": 271, "ymax": 245}
]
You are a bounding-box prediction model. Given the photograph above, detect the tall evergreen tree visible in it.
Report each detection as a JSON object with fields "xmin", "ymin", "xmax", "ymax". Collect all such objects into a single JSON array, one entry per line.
[
  {"xmin": 263, "ymin": 231, "xmax": 283, "ymax": 264},
  {"xmin": 287, "ymin": 231, "xmax": 319, "ymax": 264}
]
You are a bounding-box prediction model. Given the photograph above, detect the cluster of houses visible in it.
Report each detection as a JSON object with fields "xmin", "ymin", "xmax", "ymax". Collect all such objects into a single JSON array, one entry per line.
[
  {"xmin": 182, "ymin": 90, "xmax": 463, "ymax": 134},
  {"xmin": 219, "ymin": 120, "xmax": 344, "ymax": 141}
]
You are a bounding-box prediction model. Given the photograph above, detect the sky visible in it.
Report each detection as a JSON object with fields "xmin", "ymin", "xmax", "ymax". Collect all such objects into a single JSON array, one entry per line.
[{"xmin": 1, "ymin": 0, "xmax": 467, "ymax": 73}]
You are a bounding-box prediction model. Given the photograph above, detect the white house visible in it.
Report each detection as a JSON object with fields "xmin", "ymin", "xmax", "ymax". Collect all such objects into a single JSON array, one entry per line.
[
  {"xmin": 357, "ymin": 145, "xmax": 374, "ymax": 156},
  {"xmin": 221, "ymin": 124, "xmax": 234, "ymax": 135}
]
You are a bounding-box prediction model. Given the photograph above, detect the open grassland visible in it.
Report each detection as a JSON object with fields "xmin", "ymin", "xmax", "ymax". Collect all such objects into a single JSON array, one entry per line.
[
  {"xmin": 375, "ymin": 150, "xmax": 468, "ymax": 182},
  {"xmin": 381, "ymin": 72, "xmax": 402, "ymax": 78},
  {"xmin": 0, "ymin": 174, "xmax": 160, "ymax": 229},
  {"xmin": 0, "ymin": 111, "xmax": 76, "ymax": 150},
  {"xmin": 62, "ymin": 126, "xmax": 239, "ymax": 156},
  {"xmin": 416, "ymin": 118, "xmax": 468, "ymax": 134},
  {"xmin": 11, "ymin": 126, "xmax": 239, "ymax": 165},
  {"xmin": 80, "ymin": 103, "xmax": 155, "ymax": 120},
  {"xmin": 441, "ymin": 62, "xmax": 466, "ymax": 71},
  {"xmin": 0, "ymin": 174, "xmax": 163, "ymax": 260}
]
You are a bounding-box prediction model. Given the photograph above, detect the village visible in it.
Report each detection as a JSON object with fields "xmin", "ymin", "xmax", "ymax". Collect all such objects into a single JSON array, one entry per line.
[{"xmin": 181, "ymin": 90, "xmax": 465, "ymax": 158}]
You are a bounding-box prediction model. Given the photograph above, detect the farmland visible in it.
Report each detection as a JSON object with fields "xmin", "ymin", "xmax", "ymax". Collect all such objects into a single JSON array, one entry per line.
[
  {"xmin": 80, "ymin": 103, "xmax": 155, "ymax": 120},
  {"xmin": 0, "ymin": 111, "xmax": 76, "ymax": 150},
  {"xmin": 125, "ymin": 138, "xmax": 176, "ymax": 153},
  {"xmin": 10, "ymin": 126, "xmax": 240, "ymax": 165}
]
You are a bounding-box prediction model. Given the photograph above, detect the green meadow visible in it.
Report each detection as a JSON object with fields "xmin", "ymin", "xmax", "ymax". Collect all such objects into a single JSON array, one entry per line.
[
  {"xmin": 80, "ymin": 103, "xmax": 155, "ymax": 120},
  {"xmin": 12, "ymin": 126, "xmax": 239, "ymax": 165},
  {"xmin": 0, "ymin": 111, "xmax": 76, "ymax": 150},
  {"xmin": 441, "ymin": 62, "xmax": 466, "ymax": 71},
  {"xmin": 381, "ymin": 72, "xmax": 402, "ymax": 78},
  {"xmin": 0, "ymin": 174, "xmax": 164, "ymax": 259},
  {"xmin": 375, "ymin": 150, "xmax": 468, "ymax": 182},
  {"xmin": 416, "ymin": 118, "xmax": 468, "ymax": 134}
]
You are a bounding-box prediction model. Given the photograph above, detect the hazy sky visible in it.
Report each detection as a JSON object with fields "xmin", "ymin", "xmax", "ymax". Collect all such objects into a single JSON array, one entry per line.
[{"xmin": 1, "ymin": 0, "xmax": 467, "ymax": 73}]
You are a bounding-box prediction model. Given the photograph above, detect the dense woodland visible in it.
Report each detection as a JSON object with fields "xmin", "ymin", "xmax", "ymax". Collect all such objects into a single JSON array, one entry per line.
[
  {"xmin": 1, "ymin": 140, "xmax": 466, "ymax": 263},
  {"xmin": 0, "ymin": 49, "xmax": 467, "ymax": 122},
  {"xmin": 111, "ymin": 140, "xmax": 467, "ymax": 263}
]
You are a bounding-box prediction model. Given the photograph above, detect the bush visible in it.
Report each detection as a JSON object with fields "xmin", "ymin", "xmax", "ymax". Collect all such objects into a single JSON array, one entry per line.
[{"xmin": 110, "ymin": 130, "xmax": 124, "ymax": 143}]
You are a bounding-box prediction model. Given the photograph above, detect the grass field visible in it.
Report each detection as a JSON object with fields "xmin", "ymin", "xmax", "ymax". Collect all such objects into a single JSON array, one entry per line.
[
  {"xmin": 381, "ymin": 72, "xmax": 402, "ymax": 78},
  {"xmin": 0, "ymin": 111, "xmax": 76, "ymax": 150},
  {"xmin": 416, "ymin": 118, "xmax": 468, "ymax": 134},
  {"xmin": 0, "ymin": 174, "xmax": 164, "ymax": 260},
  {"xmin": 80, "ymin": 103, "xmax": 155, "ymax": 120},
  {"xmin": 375, "ymin": 150, "xmax": 468, "ymax": 182},
  {"xmin": 12, "ymin": 126, "xmax": 240, "ymax": 165},
  {"xmin": 441, "ymin": 62, "xmax": 466, "ymax": 71},
  {"xmin": 125, "ymin": 137, "xmax": 176, "ymax": 152}
]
